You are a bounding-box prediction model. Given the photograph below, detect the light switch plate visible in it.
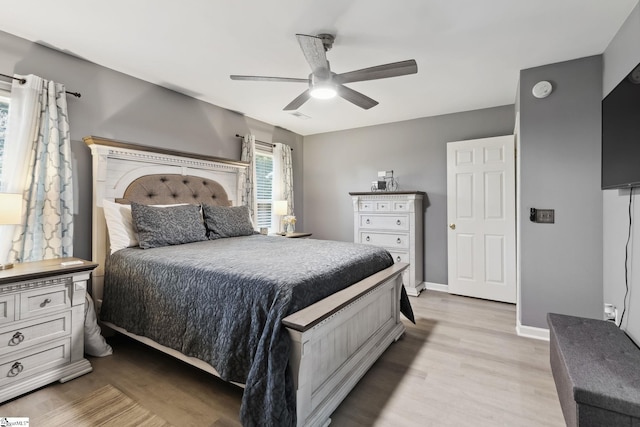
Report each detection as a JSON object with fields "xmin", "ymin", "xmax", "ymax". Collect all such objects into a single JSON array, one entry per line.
[{"xmin": 536, "ymin": 209, "xmax": 555, "ymax": 223}]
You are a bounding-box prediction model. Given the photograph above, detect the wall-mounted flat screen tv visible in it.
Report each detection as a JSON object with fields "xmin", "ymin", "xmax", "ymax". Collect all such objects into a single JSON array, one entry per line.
[{"xmin": 602, "ymin": 62, "xmax": 640, "ymax": 189}]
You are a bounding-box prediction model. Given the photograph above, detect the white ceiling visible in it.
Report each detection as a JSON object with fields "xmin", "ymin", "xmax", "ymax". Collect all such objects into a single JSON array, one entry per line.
[{"xmin": 0, "ymin": 0, "xmax": 637, "ymax": 136}]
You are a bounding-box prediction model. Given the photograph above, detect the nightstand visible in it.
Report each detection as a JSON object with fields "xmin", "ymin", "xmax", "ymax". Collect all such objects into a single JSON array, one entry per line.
[
  {"xmin": 0, "ymin": 257, "xmax": 98, "ymax": 403},
  {"xmin": 276, "ymin": 232, "xmax": 312, "ymax": 238}
]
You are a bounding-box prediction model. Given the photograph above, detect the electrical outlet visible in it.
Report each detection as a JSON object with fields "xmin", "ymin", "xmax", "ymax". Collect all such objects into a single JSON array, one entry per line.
[
  {"xmin": 536, "ymin": 209, "xmax": 555, "ymax": 224},
  {"xmin": 604, "ymin": 303, "xmax": 616, "ymax": 322}
]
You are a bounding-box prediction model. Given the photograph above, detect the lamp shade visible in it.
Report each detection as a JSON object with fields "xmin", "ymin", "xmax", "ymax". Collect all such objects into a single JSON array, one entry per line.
[
  {"xmin": 0, "ymin": 193, "xmax": 22, "ymax": 225},
  {"xmin": 274, "ymin": 200, "xmax": 288, "ymax": 216}
]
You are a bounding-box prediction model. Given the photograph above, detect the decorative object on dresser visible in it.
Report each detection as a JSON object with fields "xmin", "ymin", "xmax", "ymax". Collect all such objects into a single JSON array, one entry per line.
[
  {"xmin": 351, "ymin": 191, "xmax": 426, "ymax": 296},
  {"xmin": 0, "ymin": 257, "xmax": 97, "ymax": 403}
]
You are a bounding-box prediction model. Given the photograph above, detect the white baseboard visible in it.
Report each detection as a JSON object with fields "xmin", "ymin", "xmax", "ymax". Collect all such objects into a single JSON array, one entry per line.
[
  {"xmin": 516, "ymin": 321, "xmax": 549, "ymax": 341},
  {"xmin": 424, "ymin": 282, "xmax": 448, "ymax": 293}
]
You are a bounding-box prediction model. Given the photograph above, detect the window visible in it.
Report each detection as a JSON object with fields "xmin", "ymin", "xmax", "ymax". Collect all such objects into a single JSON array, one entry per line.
[
  {"xmin": 255, "ymin": 150, "xmax": 274, "ymax": 229},
  {"xmin": 0, "ymin": 88, "xmax": 10, "ymax": 187}
]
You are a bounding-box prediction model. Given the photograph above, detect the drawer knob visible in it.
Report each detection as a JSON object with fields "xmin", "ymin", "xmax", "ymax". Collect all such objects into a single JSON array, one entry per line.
[
  {"xmin": 396, "ymin": 219, "xmax": 401, "ymax": 225},
  {"xmin": 365, "ymin": 236, "xmax": 370, "ymax": 242},
  {"xmin": 396, "ymin": 256, "xmax": 401, "ymax": 262},
  {"xmin": 396, "ymin": 238, "xmax": 401, "ymax": 244},
  {"xmin": 40, "ymin": 298, "xmax": 52, "ymax": 307},
  {"xmin": 366, "ymin": 219, "xmax": 371, "ymax": 224},
  {"xmin": 10, "ymin": 332, "xmax": 25, "ymax": 346},
  {"xmin": 8, "ymin": 362, "xmax": 24, "ymax": 377}
]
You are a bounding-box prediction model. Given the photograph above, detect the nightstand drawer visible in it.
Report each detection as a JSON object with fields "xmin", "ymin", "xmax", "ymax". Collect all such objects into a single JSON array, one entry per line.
[
  {"xmin": 19, "ymin": 284, "xmax": 70, "ymax": 320},
  {"xmin": 360, "ymin": 232, "xmax": 409, "ymax": 249},
  {"xmin": 0, "ymin": 338, "xmax": 70, "ymax": 388},
  {"xmin": 0, "ymin": 312, "xmax": 71, "ymax": 357},
  {"xmin": 388, "ymin": 251, "xmax": 409, "ymax": 264},
  {"xmin": 359, "ymin": 214, "xmax": 408, "ymax": 230},
  {"xmin": 0, "ymin": 295, "xmax": 16, "ymax": 325}
]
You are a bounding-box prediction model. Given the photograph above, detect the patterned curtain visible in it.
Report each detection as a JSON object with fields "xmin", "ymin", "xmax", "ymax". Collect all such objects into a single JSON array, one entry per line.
[
  {"xmin": 5, "ymin": 75, "xmax": 73, "ymax": 262},
  {"xmin": 273, "ymin": 143, "xmax": 294, "ymax": 215},
  {"xmin": 238, "ymin": 134, "xmax": 257, "ymax": 222}
]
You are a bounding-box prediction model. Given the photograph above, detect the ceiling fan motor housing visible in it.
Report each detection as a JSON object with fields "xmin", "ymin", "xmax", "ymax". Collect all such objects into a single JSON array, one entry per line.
[{"xmin": 317, "ymin": 33, "xmax": 335, "ymax": 51}]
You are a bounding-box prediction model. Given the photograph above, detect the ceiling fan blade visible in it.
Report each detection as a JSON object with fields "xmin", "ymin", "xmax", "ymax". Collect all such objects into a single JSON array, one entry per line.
[
  {"xmin": 296, "ymin": 34, "xmax": 330, "ymax": 76},
  {"xmin": 230, "ymin": 75, "xmax": 308, "ymax": 83},
  {"xmin": 336, "ymin": 85, "xmax": 379, "ymax": 110},
  {"xmin": 283, "ymin": 89, "xmax": 312, "ymax": 111},
  {"xmin": 335, "ymin": 60, "xmax": 418, "ymax": 84}
]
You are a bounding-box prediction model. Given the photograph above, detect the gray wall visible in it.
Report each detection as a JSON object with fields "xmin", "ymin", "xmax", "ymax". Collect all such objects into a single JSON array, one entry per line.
[
  {"xmin": 0, "ymin": 30, "xmax": 304, "ymax": 261},
  {"xmin": 602, "ymin": 3, "xmax": 640, "ymax": 344},
  {"xmin": 303, "ymin": 106, "xmax": 515, "ymax": 285},
  {"xmin": 518, "ymin": 56, "xmax": 603, "ymax": 329}
]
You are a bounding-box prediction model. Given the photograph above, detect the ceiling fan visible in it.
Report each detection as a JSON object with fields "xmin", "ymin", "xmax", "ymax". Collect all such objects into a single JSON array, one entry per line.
[{"xmin": 230, "ymin": 33, "xmax": 418, "ymax": 111}]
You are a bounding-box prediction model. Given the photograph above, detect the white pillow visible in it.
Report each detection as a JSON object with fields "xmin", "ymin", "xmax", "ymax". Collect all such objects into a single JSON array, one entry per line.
[
  {"xmin": 102, "ymin": 200, "xmax": 195, "ymax": 254},
  {"xmin": 103, "ymin": 199, "xmax": 137, "ymax": 254}
]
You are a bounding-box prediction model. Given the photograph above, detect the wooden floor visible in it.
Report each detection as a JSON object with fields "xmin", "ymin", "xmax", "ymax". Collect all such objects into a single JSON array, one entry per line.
[{"xmin": 0, "ymin": 291, "xmax": 565, "ymax": 426}]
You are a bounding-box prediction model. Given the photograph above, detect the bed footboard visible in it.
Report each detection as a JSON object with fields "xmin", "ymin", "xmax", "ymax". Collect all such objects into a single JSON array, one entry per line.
[{"xmin": 283, "ymin": 262, "xmax": 408, "ymax": 427}]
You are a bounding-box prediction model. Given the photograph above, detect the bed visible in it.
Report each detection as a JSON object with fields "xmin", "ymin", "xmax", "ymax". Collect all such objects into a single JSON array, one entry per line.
[{"xmin": 84, "ymin": 136, "xmax": 412, "ymax": 427}]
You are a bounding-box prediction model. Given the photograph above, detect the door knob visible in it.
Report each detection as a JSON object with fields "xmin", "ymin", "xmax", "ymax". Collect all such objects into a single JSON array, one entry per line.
[{"xmin": 449, "ymin": 223, "xmax": 456, "ymax": 230}]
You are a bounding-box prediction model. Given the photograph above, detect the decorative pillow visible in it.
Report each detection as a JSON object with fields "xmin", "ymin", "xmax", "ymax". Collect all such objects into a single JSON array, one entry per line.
[
  {"xmin": 131, "ymin": 202, "xmax": 208, "ymax": 249},
  {"xmin": 102, "ymin": 199, "xmax": 138, "ymax": 254},
  {"xmin": 202, "ymin": 204, "xmax": 256, "ymax": 239}
]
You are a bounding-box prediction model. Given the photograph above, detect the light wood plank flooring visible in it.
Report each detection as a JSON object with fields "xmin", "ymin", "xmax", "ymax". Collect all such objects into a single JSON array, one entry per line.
[{"xmin": 0, "ymin": 291, "xmax": 565, "ymax": 426}]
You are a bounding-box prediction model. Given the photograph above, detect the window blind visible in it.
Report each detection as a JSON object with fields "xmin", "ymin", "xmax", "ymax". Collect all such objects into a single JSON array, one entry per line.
[{"xmin": 255, "ymin": 152, "xmax": 273, "ymax": 228}]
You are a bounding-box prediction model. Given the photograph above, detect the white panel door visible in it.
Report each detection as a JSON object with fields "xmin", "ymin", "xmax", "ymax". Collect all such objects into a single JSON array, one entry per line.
[{"xmin": 446, "ymin": 135, "xmax": 516, "ymax": 303}]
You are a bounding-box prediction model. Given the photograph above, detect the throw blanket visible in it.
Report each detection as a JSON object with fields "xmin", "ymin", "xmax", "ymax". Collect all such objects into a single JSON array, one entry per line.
[{"xmin": 101, "ymin": 235, "xmax": 411, "ymax": 426}]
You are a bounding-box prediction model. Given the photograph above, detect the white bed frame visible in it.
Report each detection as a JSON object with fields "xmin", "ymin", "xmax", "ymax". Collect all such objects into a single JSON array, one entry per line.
[{"xmin": 84, "ymin": 136, "xmax": 408, "ymax": 427}]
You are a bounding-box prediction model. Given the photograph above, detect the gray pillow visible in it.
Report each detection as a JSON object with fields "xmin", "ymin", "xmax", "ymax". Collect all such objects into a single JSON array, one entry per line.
[
  {"xmin": 202, "ymin": 204, "xmax": 255, "ymax": 239},
  {"xmin": 130, "ymin": 202, "xmax": 207, "ymax": 248}
]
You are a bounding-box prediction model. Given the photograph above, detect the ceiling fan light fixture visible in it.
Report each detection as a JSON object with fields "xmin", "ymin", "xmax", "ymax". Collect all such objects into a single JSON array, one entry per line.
[{"xmin": 309, "ymin": 85, "xmax": 337, "ymax": 99}]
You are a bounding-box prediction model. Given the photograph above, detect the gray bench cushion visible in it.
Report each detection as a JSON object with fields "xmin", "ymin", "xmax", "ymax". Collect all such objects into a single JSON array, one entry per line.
[{"xmin": 548, "ymin": 313, "xmax": 640, "ymax": 426}]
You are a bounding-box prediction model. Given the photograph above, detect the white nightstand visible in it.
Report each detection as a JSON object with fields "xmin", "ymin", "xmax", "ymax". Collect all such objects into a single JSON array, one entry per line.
[
  {"xmin": 0, "ymin": 257, "xmax": 97, "ymax": 403},
  {"xmin": 272, "ymin": 232, "xmax": 312, "ymax": 238}
]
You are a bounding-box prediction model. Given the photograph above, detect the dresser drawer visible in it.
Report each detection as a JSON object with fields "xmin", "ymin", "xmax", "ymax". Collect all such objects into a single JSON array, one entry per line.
[
  {"xmin": 374, "ymin": 201, "xmax": 391, "ymax": 211},
  {"xmin": 360, "ymin": 232, "xmax": 409, "ymax": 249},
  {"xmin": 393, "ymin": 201, "xmax": 409, "ymax": 211},
  {"xmin": 0, "ymin": 295, "xmax": 16, "ymax": 325},
  {"xmin": 358, "ymin": 201, "xmax": 375, "ymax": 211},
  {"xmin": 0, "ymin": 312, "xmax": 71, "ymax": 357},
  {"xmin": 359, "ymin": 214, "xmax": 408, "ymax": 230},
  {"xmin": 0, "ymin": 338, "xmax": 70, "ymax": 388},
  {"xmin": 388, "ymin": 251, "xmax": 410, "ymax": 264},
  {"xmin": 359, "ymin": 200, "xmax": 397, "ymax": 212},
  {"xmin": 19, "ymin": 284, "xmax": 70, "ymax": 320}
]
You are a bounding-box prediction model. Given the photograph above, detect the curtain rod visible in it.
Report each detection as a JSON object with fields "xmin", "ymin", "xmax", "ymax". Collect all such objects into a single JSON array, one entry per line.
[
  {"xmin": 0, "ymin": 73, "xmax": 81, "ymax": 98},
  {"xmin": 234, "ymin": 134, "xmax": 293, "ymax": 151}
]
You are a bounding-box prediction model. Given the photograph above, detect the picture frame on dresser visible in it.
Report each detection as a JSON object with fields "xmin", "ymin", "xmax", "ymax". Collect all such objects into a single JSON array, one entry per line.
[{"xmin": 350, "ymin": 191, "xmax": 426, "ymax": 296}]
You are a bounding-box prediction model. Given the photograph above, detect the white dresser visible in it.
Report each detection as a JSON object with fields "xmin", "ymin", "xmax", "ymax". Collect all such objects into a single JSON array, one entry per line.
[
  {"xmin": 350, "ymin": 191, "xmax": 425, "ymax": 296},
  {"xmin": 0, "ymin": 258, "xmax": 97, "ymax": 403}
]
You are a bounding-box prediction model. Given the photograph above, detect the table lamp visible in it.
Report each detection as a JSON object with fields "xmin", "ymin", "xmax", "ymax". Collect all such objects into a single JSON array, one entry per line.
[
  {"xmin": 0, "ymin": 193, "xmax": 22, "ymax": 270},
  {"xmin": 274, "ymin": 200, "xmax": 288, "ymax": 235}
]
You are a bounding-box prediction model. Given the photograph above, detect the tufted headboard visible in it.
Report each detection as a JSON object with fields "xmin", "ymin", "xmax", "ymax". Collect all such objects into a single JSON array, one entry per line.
[
  {"xmin": 84, "ymin": 136, "xmax": 248, "ymax": 302},
  {"xmin": 119, "ymin": 174, "xmax": 231, "ymax": 207}
]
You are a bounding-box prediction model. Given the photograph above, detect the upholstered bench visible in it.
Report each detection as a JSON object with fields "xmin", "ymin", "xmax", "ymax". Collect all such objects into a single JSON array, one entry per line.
[{"xmin": 547, "ymin": 313, "xmax": 640, "ymax": 426}]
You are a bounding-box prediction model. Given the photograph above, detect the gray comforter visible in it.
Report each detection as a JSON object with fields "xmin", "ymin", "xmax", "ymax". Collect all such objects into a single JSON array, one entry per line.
[{"xmin": 101, "ymin": 235, "xmax": 404, "ymax": 426}]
